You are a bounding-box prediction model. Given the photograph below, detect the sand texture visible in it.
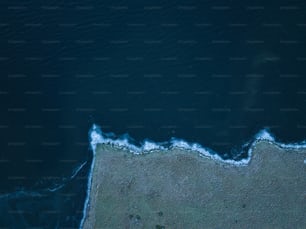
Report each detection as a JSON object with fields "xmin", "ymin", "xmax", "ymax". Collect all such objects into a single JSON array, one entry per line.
[{"xmin": 83, "ymin": 141, "xmax": 306, "ymax": 229}]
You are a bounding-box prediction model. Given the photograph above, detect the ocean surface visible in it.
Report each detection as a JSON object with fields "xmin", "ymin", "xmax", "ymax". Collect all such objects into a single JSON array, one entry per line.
[{"xmin": 1, "ymin": 0, "xmax": 306, "ymax": 228}]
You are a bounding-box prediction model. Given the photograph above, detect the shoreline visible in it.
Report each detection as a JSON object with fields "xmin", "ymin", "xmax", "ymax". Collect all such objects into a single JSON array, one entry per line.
[
  {"xmin": 88, "ymin": 124, "xmax": 306, "ymax": 165},
  {"xmin": 82, "ymin": 139, "xmax": 306, "ymax": 228}
]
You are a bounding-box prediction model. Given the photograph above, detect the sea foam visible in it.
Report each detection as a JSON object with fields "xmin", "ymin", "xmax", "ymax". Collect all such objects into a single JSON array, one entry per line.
[{"xmin": 89, "ymin": 123, "xmax": 306, "ymax": 166}]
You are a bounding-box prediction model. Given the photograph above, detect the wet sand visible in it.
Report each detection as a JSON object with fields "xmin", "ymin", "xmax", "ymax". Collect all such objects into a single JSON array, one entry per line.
[{"xmin": 83, "ymin": 141, "xmax": 306, "ymax": 228}]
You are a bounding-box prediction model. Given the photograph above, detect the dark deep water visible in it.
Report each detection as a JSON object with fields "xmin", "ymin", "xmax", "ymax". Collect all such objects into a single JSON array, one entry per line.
[{"xmin": 1, "ymin": 0, "xmax": 306, "ymax": 227}]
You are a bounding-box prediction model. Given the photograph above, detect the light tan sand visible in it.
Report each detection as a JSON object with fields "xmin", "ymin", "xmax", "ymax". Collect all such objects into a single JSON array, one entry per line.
[{"xmin": 83, "ymin": 141, "xmax": 306, "ymax": 229}]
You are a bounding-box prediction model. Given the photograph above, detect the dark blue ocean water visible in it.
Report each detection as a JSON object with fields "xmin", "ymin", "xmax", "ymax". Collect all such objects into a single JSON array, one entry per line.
[{"xmin": 1, "ymin": 0, "xmax": 306, "ymax": 227}]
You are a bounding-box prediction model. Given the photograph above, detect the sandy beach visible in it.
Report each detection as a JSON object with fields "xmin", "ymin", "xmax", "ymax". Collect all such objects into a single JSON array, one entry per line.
[{"xmin": 83, "ymin": 141, "xmax": 306, "ymax": 228}]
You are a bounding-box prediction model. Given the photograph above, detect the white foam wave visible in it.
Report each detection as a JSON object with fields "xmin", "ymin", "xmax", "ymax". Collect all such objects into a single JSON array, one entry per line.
[
  {"xmin": 88, "ymin": 124, "xmax": 306, "ymax": 166},
  {"xmin": 170, "ymin": 138, "xmax": 251, "ymax": 166},
  {"xmin": 79, "ymin": 145, "xmax": 96, "ymax": 229},
  {"xmin": 255, "ymin": 129, "xmax": 275, "ymax": 141},
  {"xmin": 251, "ymin": 129, "xmax": 306, "ymax": 150},
  {"xmin": 89, "ymin": 124, "xmax": 257, "ymax": 166}
]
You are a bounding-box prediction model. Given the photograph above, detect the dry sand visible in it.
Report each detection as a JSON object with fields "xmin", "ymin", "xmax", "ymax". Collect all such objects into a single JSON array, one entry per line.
[{"xmin": 83, "ymin": 141, "xmax": 306, "ymax": 229}]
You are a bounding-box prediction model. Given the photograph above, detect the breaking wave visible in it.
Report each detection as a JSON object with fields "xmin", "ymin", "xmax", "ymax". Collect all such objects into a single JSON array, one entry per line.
[{"xmin": 89, "ymin": 124, "xmax": 306, "ymax": 165}]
